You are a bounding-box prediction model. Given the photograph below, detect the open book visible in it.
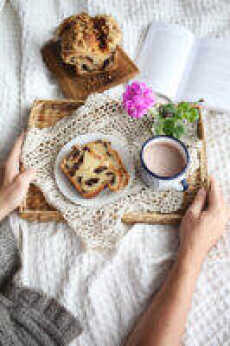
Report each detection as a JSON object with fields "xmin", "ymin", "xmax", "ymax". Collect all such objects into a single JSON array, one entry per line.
[{"xmin": 137, "ymin": 23, "xmax": 230, "ymax": 111}]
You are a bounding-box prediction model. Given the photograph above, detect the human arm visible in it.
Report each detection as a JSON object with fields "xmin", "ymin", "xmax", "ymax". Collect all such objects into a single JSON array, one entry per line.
[
  {"xmin": 126, "ymin": 178, "xmax": 229, "ymax": 346},
  {"xmin": 0, "ymin": 133, "xmax": 36, "ymax": 221},
  {"xmin": 0, "ymin": 135, "xmax": 82, "ymax": 345},
  {"xmin": 0, "ymin": 134, "xmax": 36, "ymax": 288}
]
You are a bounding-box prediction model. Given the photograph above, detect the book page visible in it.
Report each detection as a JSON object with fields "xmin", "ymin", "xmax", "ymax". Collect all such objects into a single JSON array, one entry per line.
[
  {"xmin": 178, "ymin": 38, "xmax": 230, "ymax": 111},
  {"xmin": 136, "ymin": 22, "xmax": 195, "ymax": 100}
]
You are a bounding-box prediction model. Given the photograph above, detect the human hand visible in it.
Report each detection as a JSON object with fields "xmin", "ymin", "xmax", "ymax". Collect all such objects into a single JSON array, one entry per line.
[
  {"xmin": 0, "ymin": 133, "xmax": 36, "ymax": 221},
  {"xmin": 179, "ymin": 176, "xmax": 230, "ymax": 262}
]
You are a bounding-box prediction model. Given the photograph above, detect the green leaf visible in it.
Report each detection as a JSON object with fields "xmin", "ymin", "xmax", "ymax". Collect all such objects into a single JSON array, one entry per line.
[
  {"xmin": 152, "ymin": 100, "xmax": 200, "ymax": 139},
  {"xmin": 174, "ymin": 122, "xmax": 185, "ymax": 138},
  {"xmin": 177, "ymin": 102, "xmax": 190, "ymax": 113},
  {"xmin": 159, "ymin": 103, "xmax": 177, "ymax": 117},
  {"xmin": 162, "ymin": 119, "xmax": 175, "ymax": 136},
  {"xmin": 154, "ymin": 121, "xmax": 164, "ymax": 135},
  {"xmin": 163, "ymin": 118, "xmax": 177, "ymax": 127},
  {"xmin": 186, "ymin": 108, "xmax": 199, "ymax": 122}
]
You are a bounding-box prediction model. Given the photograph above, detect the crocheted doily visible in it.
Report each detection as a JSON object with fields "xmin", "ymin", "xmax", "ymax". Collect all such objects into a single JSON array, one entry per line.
[{"xmin": 22, "ymin": 94, "xmax": 199, "ymax": 249}]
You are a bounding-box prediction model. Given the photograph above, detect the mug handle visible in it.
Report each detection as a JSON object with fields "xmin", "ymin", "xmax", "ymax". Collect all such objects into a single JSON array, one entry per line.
[{"xmin": 181, "ymin": 179, "xmax": 189, "ymax": 191}]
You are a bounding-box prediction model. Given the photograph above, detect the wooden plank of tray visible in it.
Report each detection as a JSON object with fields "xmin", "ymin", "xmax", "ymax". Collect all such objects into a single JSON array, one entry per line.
[{"xmin": 19, "ymin": 101, "xmax": 208, "ymax": 225}]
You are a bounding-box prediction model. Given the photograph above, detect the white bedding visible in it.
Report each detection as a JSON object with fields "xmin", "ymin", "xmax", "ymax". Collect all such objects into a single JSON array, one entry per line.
[{"xmin": 1, "ymin": 1, "xmax": 230, "ymax": 345}]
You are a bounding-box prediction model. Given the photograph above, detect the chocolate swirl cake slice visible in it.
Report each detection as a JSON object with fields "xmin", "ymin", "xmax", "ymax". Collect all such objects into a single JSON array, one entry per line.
[
  {"xmin": 74, "ymin": 51, "xmax": 118, "ymax": 75},
  {"xmin": 85, "ymin": 140, "xmax": 130, "ymax": 190},
  {"xmin": 60, "ymin": 145, "xmax": 121, "ymax": 198}
]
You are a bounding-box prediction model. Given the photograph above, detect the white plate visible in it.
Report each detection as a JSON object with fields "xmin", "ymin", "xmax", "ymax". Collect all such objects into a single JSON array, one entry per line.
[{"xmin": 54, "ymin": 133, "xmax": 135, "ymax": 207}]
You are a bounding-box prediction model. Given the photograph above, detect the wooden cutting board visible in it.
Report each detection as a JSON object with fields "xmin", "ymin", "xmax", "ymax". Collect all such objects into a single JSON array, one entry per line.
[{"xmin": 42, "ymin": 41, "xmax": 139, "ymax": 101}]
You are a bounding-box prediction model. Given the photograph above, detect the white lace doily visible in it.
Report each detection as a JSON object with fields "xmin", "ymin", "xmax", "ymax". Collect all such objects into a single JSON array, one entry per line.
[{"xmin": 22, "ymin": 93, "xmax": 199, "ymax": 249}]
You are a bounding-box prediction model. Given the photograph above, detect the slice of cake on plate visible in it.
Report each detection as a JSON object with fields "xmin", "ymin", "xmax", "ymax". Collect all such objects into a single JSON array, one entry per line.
[{"xmin": 60, "ymin": 144, "xmax": 122, "ymax": 198}]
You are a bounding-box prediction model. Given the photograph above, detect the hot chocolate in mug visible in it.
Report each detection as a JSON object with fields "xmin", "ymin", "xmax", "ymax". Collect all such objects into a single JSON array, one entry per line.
[{"xmin": 140, "ymin": 135, "xmax": 190, "ymax": 191}]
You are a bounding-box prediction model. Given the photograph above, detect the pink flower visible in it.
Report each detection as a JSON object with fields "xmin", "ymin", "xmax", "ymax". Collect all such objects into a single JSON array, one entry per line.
[{"xmin": 122, "ymin": 81, "xmax": 155, "ymax": 119}]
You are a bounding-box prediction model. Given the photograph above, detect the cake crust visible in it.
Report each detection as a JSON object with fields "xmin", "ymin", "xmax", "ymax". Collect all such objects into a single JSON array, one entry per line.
[{"xmin": 56, "ymin": 12, "xmax": 122, "ymax": 75}]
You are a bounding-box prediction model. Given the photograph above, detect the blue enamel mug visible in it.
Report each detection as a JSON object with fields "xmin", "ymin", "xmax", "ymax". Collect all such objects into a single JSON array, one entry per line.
[{"xmin": 140, "ymin": 135, "xmax": 190, "ymax": 192}]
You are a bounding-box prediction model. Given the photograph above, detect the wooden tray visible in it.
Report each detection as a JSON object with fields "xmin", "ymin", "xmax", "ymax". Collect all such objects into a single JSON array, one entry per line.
[
  {"xmin": 19, "ymin": 100, "xmax": 209, "ymax": 224},
  {"xmin": 42, "ymin": 41, "xmax": 139, "ymax": 100}
]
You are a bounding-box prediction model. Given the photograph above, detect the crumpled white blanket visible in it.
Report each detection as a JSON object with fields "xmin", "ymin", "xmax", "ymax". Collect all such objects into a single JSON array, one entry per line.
[{"xmin": 1, "ymin": 1, "xmax": 230, "ymax": 345}]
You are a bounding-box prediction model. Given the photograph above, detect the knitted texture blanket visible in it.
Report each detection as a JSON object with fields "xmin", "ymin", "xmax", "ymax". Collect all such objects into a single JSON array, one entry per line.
[
  {"xmin": 0, "ymin": 220, "xmax": 81, "ymax": 345},
  {"xmin": 1, "ymin": 1, "xmax": 230, "ymax": 345}
]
